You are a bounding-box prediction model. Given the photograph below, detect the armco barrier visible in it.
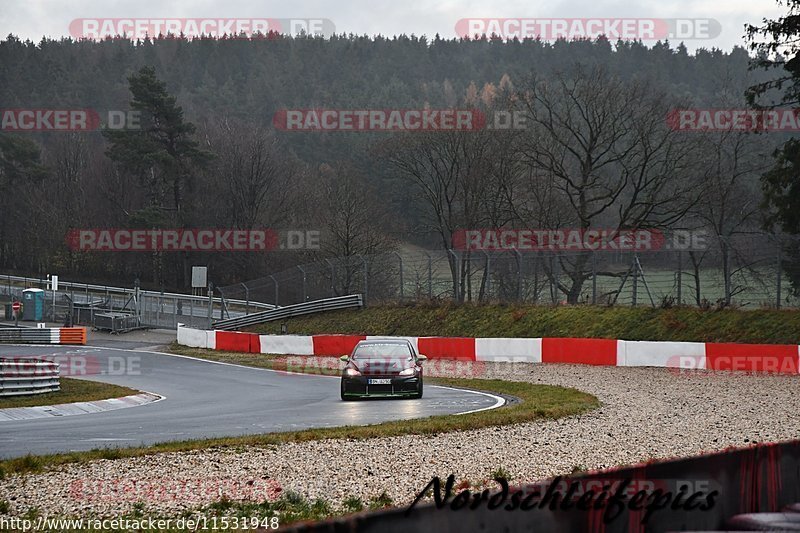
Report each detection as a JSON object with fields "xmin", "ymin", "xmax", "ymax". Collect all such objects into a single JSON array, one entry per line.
[
  {"xmin": 212, "ymin": 294, "xmax": 363, "ymax": 331},
  {"xmin": 0, "ymin": 327, "xmax": 87, "ymax": 345},
  {"xmin": 175, "ymin": 325, "xmax": 800, "ymax": 374},
  {"xmin": 0, "ymin": 358, "xmax": 60, "ymax": 396},
  {"xmin": 281, "ymin": 439, "xmax": 800, "ymax": 533}
]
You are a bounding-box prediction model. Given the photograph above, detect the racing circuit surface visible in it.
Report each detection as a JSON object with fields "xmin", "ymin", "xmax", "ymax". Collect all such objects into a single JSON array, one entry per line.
[{"xmin": 0, "ymin": 344, "xmax": 502, "ymax": 458}]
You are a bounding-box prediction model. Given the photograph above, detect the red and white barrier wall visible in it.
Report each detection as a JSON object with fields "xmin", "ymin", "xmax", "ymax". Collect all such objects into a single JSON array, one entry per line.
[{"xmin": 177, "ymin": 325, "xmax": 800, "ymax": 374}]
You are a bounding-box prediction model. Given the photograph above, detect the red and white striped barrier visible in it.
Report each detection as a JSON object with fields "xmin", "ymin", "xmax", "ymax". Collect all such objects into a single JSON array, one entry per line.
[{"xmin": 177, "ymin": 325, "xmax": 800, "ymax": 374}]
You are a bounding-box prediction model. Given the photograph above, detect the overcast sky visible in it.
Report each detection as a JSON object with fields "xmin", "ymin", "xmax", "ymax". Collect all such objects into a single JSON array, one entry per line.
[{"xmin": 0, "ymin": 0, "xmax": 785, "ymax": 53}]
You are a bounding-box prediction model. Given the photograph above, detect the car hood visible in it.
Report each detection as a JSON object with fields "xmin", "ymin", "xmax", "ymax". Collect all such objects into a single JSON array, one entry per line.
[{"xmin": 352, "ymin": 358, "xmax": 413, "ymax": 375}]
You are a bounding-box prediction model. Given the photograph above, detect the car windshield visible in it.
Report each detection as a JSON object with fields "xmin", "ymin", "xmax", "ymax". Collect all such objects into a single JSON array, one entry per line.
[{"xmin": 353, "ymin": 343, "xmax": 412, "ymax": 359}]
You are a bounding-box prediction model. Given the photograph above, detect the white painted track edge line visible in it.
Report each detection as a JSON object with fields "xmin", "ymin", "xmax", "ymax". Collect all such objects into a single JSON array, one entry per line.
[
  {"xmin": 428, "ymin": 385, "xmax": 506, "ymax": 414},
  {"xmin": 0, "ymin": 390, "xmax": 165, "ymax": 421}
]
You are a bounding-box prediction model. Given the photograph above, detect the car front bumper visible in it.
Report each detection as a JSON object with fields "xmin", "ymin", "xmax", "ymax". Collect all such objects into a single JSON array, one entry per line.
[{"xmin": 341, "ymin": 375, "xmax": 420, "ymax": 397}]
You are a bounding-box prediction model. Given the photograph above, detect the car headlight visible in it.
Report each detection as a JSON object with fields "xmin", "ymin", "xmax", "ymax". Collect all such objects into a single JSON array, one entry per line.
[
  {"xmin": 399, "ymin": 367, "xmax": 417, "ymax": 376},
  {"xmin": 344, "ymin": 368, "xmax": 361, "ymax": 377}
]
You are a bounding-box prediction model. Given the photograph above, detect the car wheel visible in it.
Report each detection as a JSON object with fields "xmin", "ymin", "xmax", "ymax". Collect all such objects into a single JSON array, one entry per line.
[
  {"xmin": 413, "ymin": 378, "xmax": 423, "ymax": 399},
  {"xmin": 341, "ymin": 380, "xmax": 355, "ymax": 401}
]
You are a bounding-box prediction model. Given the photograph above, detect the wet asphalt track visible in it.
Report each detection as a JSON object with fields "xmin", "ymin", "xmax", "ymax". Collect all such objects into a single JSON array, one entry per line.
[{"xmin": 0, "ymin": 344, "xmax": 502, "ymax": 458}]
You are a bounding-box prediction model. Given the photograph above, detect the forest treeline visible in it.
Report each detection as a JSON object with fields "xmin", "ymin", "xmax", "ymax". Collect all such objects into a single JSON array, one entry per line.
[{"xmin": 0, "ymin": 33, "xmax": 789, "ymax": 298}]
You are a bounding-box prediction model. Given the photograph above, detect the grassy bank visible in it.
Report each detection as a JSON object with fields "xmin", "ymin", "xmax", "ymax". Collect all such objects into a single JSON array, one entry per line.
[
  {"xmin": 248, "ymin": 304, "xmax": 800, "ymax": 344},
  {"xmin": 0, "ymin": 345, "xmax": 598, "ymax": 477},
  {"xmin": 0, "ymin": 377, "xmax": 139, "ymax": 409}
]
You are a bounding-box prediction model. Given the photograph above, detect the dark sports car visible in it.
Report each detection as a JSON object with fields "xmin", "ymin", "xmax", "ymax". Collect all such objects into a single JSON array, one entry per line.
[{"xmin": 340, "ymin": 339, "xmax": 427, "ymax": 400}]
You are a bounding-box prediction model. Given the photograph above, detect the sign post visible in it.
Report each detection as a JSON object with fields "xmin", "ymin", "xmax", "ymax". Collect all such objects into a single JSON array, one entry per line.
[
  {"xmin": 48, "ymin": 274, "xmax": 59, "ymax": 322},
  {"xmin": 12, "ymin": 300, "xmax": 20, "ymax": 326},
  {"xmin": 191, "ymin": 266, "xmax": 208, "ymax": 296}
]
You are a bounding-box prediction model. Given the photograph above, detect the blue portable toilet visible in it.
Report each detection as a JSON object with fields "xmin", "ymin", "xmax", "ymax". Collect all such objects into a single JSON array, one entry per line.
[{"xmin": 22, "ymin": 288, "xmax": 45, "ymax": 321}]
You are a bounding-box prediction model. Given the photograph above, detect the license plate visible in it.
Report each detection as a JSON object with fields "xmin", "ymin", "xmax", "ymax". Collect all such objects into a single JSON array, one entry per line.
[{"xmin": 368, "ymin": 379, "xmax": 391, "ymax": 385}]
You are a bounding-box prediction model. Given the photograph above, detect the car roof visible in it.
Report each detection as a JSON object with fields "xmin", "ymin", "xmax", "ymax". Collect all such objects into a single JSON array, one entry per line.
[{"xmin": 356, "ymin": 339, "xmax": 410, "ymax": 345}]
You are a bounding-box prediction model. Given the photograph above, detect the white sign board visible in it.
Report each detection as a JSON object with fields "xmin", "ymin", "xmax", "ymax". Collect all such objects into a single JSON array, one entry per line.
[{"xmin": 191, "ymin": 266, "xmax": 208, "ymax": 288}]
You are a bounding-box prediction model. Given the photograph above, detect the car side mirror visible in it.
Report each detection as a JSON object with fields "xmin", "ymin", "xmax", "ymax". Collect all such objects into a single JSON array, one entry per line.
[
  {"xmin": 339, "ymin": 355, "xmax": 350, "ymax": 362},
  {"xmin": 417, "ymin": 354, "xmax": 428, "ymax": 363}
]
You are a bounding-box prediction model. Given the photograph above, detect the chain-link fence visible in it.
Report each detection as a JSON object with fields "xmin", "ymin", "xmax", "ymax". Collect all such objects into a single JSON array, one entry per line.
[
  {"xmin": 219, "ymin": 234, "xmax": 800, "ymax": 309},
  {"xmin": 0, "ymin": 275, "xmax": 266, "ymax": 330}
]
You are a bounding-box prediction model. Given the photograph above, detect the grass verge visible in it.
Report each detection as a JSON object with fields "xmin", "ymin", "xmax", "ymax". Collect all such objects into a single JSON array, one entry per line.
[
  {"xmin": 0, "ymin": 344, "xmax": 598, "ymax": 478},
  {"xmin": 247, "ymin": 303, "xmax": 800, "ymax": 344},
  {"xmin": 0, "ymin": 377, "xmax": 139, "ymax": 409}
]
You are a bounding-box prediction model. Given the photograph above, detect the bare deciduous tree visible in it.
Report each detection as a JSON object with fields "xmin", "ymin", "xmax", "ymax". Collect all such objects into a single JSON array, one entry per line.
[
  {"xmin": 381, "ymin": 119, "xmax": 512, "ymax": 301},
  {"xmin": 512, "ymin": 66, "xmax": 701, "ymax": 303}
]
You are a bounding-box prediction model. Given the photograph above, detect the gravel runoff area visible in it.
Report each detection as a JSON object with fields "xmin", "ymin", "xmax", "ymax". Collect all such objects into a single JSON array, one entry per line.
[{"xmin": 2, "ymin": 362, "xmax": 799, "ymax": 517}]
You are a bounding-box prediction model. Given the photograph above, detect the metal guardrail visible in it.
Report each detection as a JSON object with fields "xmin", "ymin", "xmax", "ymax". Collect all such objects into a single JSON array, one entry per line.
[
  {"xmin": 0, "ymin": 273, "xmax": 277, "ymax": 310},
  {"xmin": 0, "ymin": 327, "xmax": 86, "ymax": 344},
  {"xmin": 213, "ymin": 294, "xmax": 363, "ymax": 330},
  {"xmin": 0, "ymin": 358, "xmax": 60, "ymax": 396},
  {"xmin": 0, "ymin": 328, "xmax": 60, "ymax": 344}
]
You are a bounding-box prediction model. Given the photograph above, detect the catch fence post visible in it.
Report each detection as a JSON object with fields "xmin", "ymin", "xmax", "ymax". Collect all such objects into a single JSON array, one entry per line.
[
  {"xmin": 591, "ymin": 252, "xmax": 597, "ymax": 305},
  {"xmin": 360, "ymin": 256, "xmax": 368, "ymax": 305},
  {"xmin": 241, "ymin": 283, "xmax": 249, "ymax": 315},
  {"xmin": 297, "ymin": 265, "xmax": 307, "ymax": 302},
  {"xmin": 325, "ymin": 259, "xmax": 335, "ymax": 297},
  {"xmin": 777, "ymin": 242, "xmax": 783, "ymax": 309},
  {"xmin": 514, "ymin": 248, "xmax": 522, "ymax": 302},
  {"xmin": 423, "ymin": 251, "xmax": 432, "ymax": 300},
  {"xmin": 677, "ymin": 251, "xmax": 682, "ymax": 305},
  {"xmin": 207, "ymin": 283, "xmax": 214, "ymax": 329},
  {"xmin": 397, "ymin": 253, "xmax": 404, "ymax": 299}
]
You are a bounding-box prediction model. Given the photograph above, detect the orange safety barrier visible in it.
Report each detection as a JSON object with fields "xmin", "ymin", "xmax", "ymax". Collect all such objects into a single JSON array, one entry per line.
[{"xmin": 59, "ymin": 327, "xmax": 87, "ymax": 345}]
